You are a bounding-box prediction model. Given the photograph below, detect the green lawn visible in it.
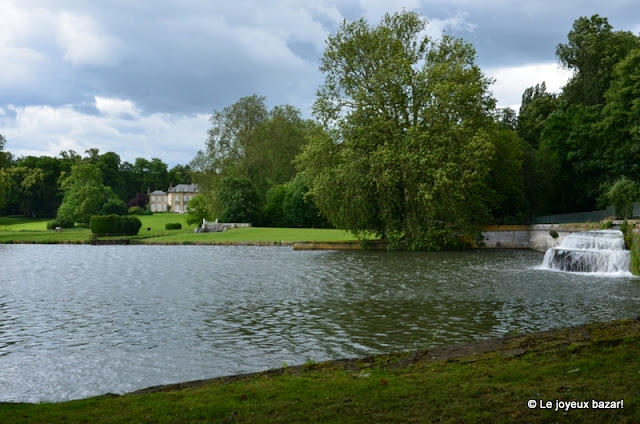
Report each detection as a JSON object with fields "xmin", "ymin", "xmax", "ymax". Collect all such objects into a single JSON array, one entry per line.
[
  {"xmin": 0, "ymin": 214, "xmax": 358, "ymax": 244},
  {"xmin": 0, "ymin": 216, "xmax": 51, "ymax": 231},
  {"xmin": 0, "ymin": 319, "xmax": 637, "ymax": 423},
  {"xmin": 143, "ymin": 226, "xmax": 357, "ymax": 243}
]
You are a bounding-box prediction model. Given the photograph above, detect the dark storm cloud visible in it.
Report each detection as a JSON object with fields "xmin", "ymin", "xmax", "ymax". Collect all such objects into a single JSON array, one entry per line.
[{"xmin": 418, "ymin": 0, "xmax": 640, "ymax": 67}]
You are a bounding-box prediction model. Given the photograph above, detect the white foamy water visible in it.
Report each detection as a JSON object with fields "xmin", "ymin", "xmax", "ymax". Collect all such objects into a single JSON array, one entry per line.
[{"xmin": 541, "ymin": 230, "xmax": 631, "ymax": 275}]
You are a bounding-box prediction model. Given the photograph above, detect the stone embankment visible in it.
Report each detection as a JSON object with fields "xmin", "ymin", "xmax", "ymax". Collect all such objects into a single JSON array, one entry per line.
[
  {"xmin": 293, "ymin": 224, "xmax": 600, "ymax": 252},
  {"xmin": 479, "ymin": 224, "xmax": 592, "ymax": 253}
]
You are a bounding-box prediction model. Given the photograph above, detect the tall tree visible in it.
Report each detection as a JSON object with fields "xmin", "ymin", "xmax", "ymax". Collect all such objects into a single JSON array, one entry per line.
[
  {"xmin": 96, "ymin": 152, "xmax": 126, "ymax": 201},
  {"xmin": 192, "ymin": 96, "xmax": 312, "ymax": 218},
  {"xmin": 0, "ymin": 167, "xmax": 45, "ymax": 216},
  {"xmin": 200, "ymin": 94, "xmax": 269, "ymax": 179},
  {"xmin": 57, "ymin": 163, "xmax": 126, "ymax": 225},
  {"xmin": 168, "ymin": 164, "xmax": 192, "ymax": 186},
  {"xmin": 532, "ymin": 15, "xmax": 640, "ymax": 215},
  {"xmin": 517, "ymin": 82, "xmax": 559, "ymax": 148},
  {"xmin": 298, "ymin": 11, "xmax": 500, "ymax": 248},
  {"xmin": 0, "ymin": 134, "xmax": 13, "ymax": 169},
  {"xmin": 600, "ymin": 48, "xmax": 640, "ymax": 181},
  {"xmin": 15, "ymin": 156, "xmax": 64, "ymax": 216},
  {"xmin": 556, "ymin": 14, "xmax": 640, "ymax": 106}
]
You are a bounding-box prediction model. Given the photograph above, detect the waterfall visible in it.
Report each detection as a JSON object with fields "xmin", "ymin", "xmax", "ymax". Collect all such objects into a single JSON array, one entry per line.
[{"xmin": 541, "ymin": 230, "xmax": 631, "ymax": 274}]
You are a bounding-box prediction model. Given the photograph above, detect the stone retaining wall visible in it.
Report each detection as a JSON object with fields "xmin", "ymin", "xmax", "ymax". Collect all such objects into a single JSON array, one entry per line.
[{"xmin": 480, "ymin": 224, "xmax": 594, "ymax": 252}]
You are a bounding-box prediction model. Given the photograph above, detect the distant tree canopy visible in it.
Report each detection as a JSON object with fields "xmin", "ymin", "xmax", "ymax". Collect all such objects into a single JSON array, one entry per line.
[
  {"xmin": 0, "ymin": 144, "xmax": 192, "ymax": 218},
  {"xmin": 296, "ymin": 11, "xmax": 522, "ymax": 248}
]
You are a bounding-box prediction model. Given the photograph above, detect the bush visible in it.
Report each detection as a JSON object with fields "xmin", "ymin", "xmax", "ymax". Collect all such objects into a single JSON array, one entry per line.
[
  {"xmin": 47, "ymin": 216, "xmax": 75, "ymax": 230},
  {"xmin": 121, "ymin": 216, "xmax": 142, "ymax": 235},
  {"xmin": 128, "ymin": 206, "xmax": 144, "ymax": 215},
  {"xmin": 600, "ymin": 220, "xmax": 613, "ymax": 229},
  {"xmin": 165, "ymin": 223, "xmax": 182, "ymax": 230},
  {"xmin": 605, "ymin": 177, "xmax": 640, "ymax": 219},
  {"xmin": 126, "ymin": 192, "xmax": 148, "ymax": 209},
  {"xmin": 99, "ymin": 197, "xmax": 127, "ymax": 216},
  {"xmin": 90, "ymin": 215, "xmax": 142, "ymax": 236},
  {"xmin": 549, "ymin": 230, "xmax": 559, "ymax": 239}
]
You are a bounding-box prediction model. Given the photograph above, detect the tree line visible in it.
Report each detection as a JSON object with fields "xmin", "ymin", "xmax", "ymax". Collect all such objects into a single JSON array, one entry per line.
[
  {"xmin": 2, "ymin": 12, "xmax": 639, "ymax": 248},
  {"xmin": 0, "ymin": 143, "xmax": 192, "ymax": 220}
]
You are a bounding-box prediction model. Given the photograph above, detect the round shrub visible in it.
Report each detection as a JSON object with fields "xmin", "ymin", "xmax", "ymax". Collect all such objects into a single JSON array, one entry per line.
[
  {"xmin": 165, "ymin": 223, "xmax": 182, "ymax": 230},
  {"xmin": 128, "ymin": 206, "xmax": 144, "ymax": 215},
  {"xmin": 121, "ymin": 216, "xmax": 142, "ymax": 235},
  {"xmin": 47, "ymin": 216, "xmax": 75, "ymax": 230}
]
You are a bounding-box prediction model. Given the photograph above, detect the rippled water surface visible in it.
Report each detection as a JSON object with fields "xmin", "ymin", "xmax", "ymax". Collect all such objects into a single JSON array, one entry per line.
[{"xmin": 1, "ymin": 244, "xmax": 638, "ymax": 402}]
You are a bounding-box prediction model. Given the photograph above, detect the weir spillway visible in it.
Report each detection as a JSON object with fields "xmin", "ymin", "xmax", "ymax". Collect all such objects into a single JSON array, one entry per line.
[{"xmin": 541, "ymin": 230, "xmax": 630, "ymax": 274}]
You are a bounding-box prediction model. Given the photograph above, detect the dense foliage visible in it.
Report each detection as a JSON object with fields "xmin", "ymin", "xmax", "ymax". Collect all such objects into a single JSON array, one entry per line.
[
  {"xmin": 521, "ymin": 14, "xmax": 640, "ymax": 215},
  {"xmin": 190, "ymin": 95, "xmax": 327, "ymax": 226}
]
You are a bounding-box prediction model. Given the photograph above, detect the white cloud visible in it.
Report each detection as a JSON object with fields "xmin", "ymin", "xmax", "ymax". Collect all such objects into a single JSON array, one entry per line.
[
  {"xmin": 95, "ymin": 97, "xmax": 139, "ymax": 118},
  {"xmin": 0, "ymin": 1, "xmax": 52, "ymax": 88},
  {"xmin": 485, "ymin": 62, "xmax": 573, "ymax": 110},
  {"xmin": 1, "ymin": 103, "xmax": 210, "ymax": 167},
  {"xmin": 55, "ymin": 11, "xmax": 122, "ymax": 66},
  {"xmin": 425, "ymin": 11, "xmax": 477, "ymax": 40}
]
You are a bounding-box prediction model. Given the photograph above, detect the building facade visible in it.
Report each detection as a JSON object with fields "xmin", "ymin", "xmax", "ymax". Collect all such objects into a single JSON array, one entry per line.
[
  {"xmin": 149, "ymin": 190, "xmax": 168, "ymax": 212},
  {"xmin": 167, "ymin": 183, "xmax": 199, "ymax": 213},
  {"xmin": 148, "ymin": 184, "xmax": 199, "ymax": 213}
]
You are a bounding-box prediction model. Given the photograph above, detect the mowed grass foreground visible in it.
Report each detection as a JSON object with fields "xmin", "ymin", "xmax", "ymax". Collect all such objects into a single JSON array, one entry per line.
[
  {"xmin": 0, "ymin": 319, "xmax": 638, "ymax": 423},
  {"xmin": 0, "ymin": 215, "xmax": 357, "ymax": 244}
]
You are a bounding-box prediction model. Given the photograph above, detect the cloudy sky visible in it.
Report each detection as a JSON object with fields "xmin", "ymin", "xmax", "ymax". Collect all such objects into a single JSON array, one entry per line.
[{"xmin": 1, "ymin": 0, "xmax": 639, "ymax": 167}]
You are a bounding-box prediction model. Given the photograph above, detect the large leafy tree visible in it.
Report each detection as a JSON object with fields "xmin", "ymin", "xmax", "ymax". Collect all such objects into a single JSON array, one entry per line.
[
  {"xmin": 0, "ymin": 166, "xmax": 46, "ymax": 216},
  {"xmin": 96, "ymin": 151, "xmax": 126, "ymax": 201},
  {"xmin": 517, "ymin": 82, "xmax": 559, "ymax": 149},
  {"xmin": 0, "ymin": 134, "xmax": 12, "ymax": 169},
  {"xmin": 57, "ymin": 163, "xmax": 126, "ymax": 225},
  {"xmin": 216, "ymin": 176, "xmax": 261, "ymax": 224},
  {"xmin": 600, "ymin": 48, "xmax": 640, "ymax": 181},
  {"xmin": 534, "ymin": 15, "xmax": 640, "ymax": 214},
  {"xmin": 557, "ymin": 15, "xmax": 640, "ymax": 107},
  {"xmin": 15, "ymin": 156, "xmax": 64, "ymax": 216},
  {"xmin": 192, "ymin": 95, "xmax": 313, "ymax": 219},
  {"xmin": 298, "ymin": 11, "xmax": 501, "ymax": 248}
]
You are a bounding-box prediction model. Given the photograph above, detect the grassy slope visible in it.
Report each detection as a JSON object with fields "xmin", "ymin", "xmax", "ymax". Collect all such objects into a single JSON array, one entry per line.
[
  {"xmin": 0, "ymin": 215, "xmax": 358, "ymax": 244},
  {"xmin": 0, "ymin": 319, "xmax": 638, "ymax": 423}
]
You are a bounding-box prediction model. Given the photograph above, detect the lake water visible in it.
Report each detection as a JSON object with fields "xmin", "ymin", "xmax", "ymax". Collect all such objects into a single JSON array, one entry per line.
[{"xmin": 0, "ymin": 244, "xmax": 638, "ymax": 403}]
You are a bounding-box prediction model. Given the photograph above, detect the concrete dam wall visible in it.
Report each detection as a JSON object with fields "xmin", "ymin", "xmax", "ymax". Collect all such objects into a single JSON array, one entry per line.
[{"xmin": 480, "ymin": 225, "xmax": 590, "ymax": 253}]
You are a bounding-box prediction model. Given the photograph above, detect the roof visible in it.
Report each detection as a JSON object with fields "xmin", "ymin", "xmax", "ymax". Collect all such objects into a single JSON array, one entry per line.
[
  {"xmin": 168, "ymin": 184, "xmax": 199, "ymax": 193},
  {"xmin": 150, "ymin": 190, "xmax": 166, "ymax": 195}
]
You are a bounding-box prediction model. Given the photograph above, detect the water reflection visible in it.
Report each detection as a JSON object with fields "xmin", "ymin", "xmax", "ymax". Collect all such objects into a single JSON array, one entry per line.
[{"xmin": 0, "ymin": 245, "xmax": 638, "ymax": 402}]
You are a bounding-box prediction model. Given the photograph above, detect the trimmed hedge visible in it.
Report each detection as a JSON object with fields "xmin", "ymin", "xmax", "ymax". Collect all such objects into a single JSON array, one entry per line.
[
  {"xmin": 165, "ymin": 223, "xmax": 182, "ymax": 230},
  {"xmin": 90, "ymin": 215, "xmax": 142, "ymax": 236}
]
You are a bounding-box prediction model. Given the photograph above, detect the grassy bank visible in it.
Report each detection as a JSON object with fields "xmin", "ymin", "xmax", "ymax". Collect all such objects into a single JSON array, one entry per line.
[
  {"xmin": 1, "ymin": 319, "xmax": 638, "ymax": 423},
  {"xmin": 0, "ymin": 215, "xmax": 357, "ymax": 244}
]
